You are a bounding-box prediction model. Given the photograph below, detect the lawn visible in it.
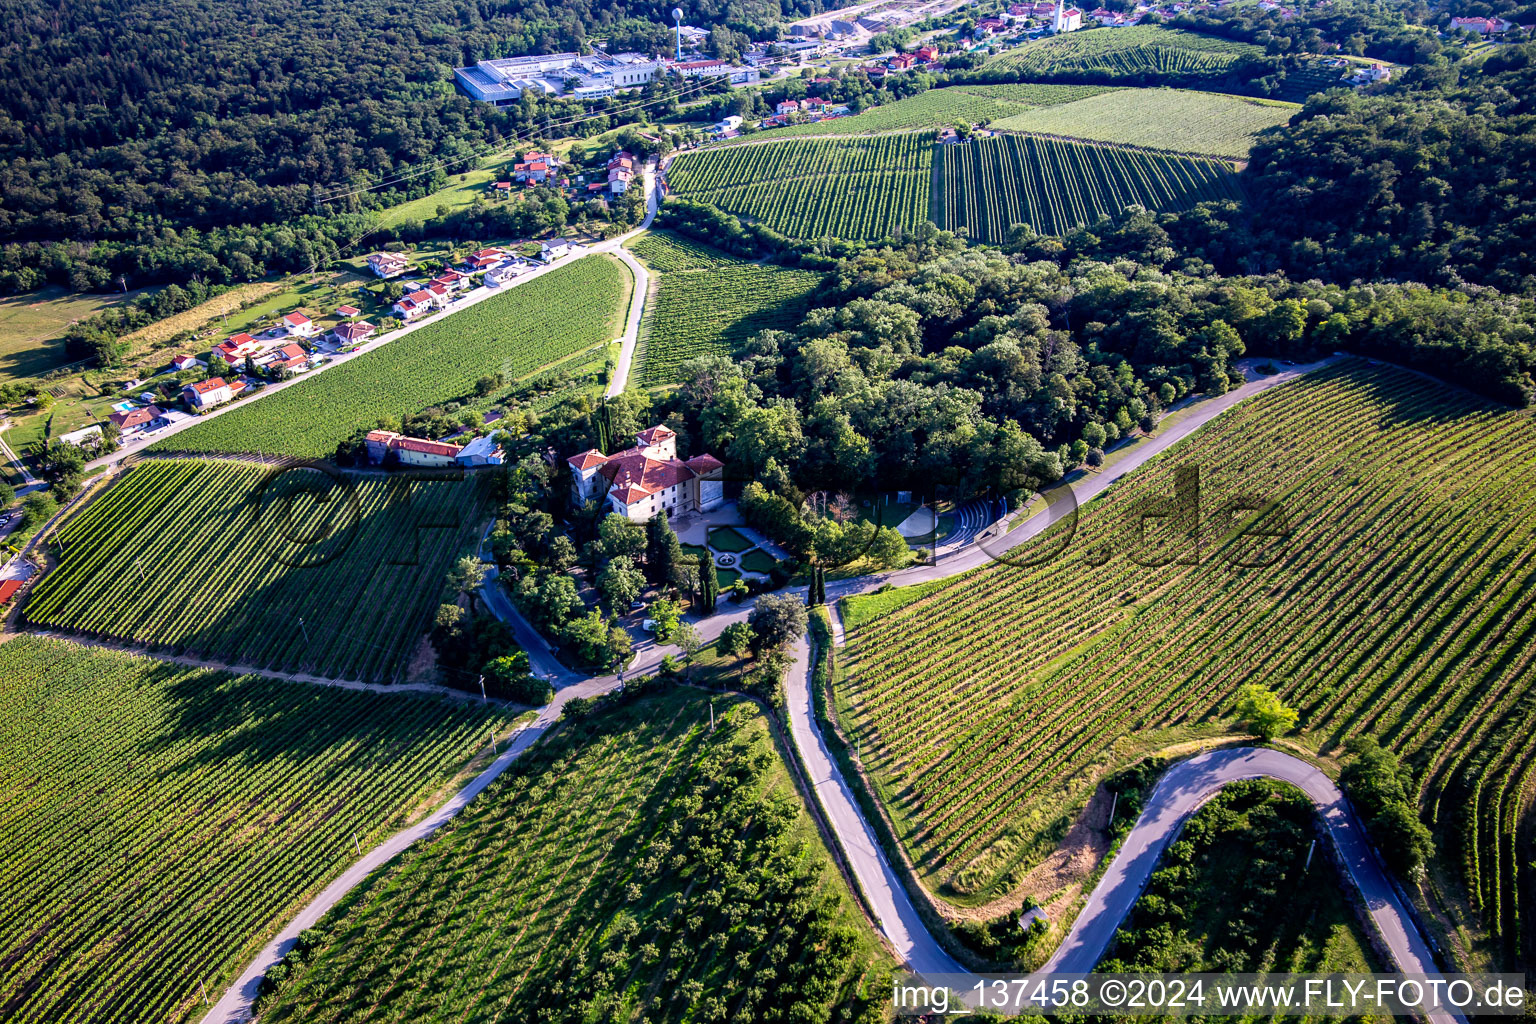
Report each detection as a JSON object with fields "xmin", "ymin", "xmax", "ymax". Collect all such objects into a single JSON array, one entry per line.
[
  {"xmin": 707, "ymin": 525, "xmax": 755, "ymax": 552},
  {"xmin": 992, "ymin": 87, "xmax": 1299, "ymax": 158},
  {"xmin": 0, "ymin": 634, "xmax": 517, "ymax": 1024},
  {"xmin": 254, "ymin": 686, "xmax": 895, "ymax": 1022},
  {"xmin": 739, "ymin": 548, "xmax": 779, "ymax": 574},
  {"xmin": 150, "ymin": 255, "xmax": 631, "ymax": 460},
  {"xmin": 716, "ymin": 566, "xmax": 743, "ymax": 590},
  {"xmin": 0, "ymin": 285, "xmax": 149, "ymax": 382},
  {"xmin": 835, "ymin": 358, "xmax": 1536, "ymax": 935}
]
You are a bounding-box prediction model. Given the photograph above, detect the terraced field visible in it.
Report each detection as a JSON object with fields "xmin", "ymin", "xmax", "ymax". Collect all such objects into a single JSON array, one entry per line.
[
  {"xmin": 149, "ymin": 255, "xmax": 630, "ymax": 460},
  {"xmin": 718, "ymin": 84, "xmax": 1120, "ymax": 141},
  {"xmin": 992, "ymin": 87, "xmax": 1299, "ymax": 158},
  {"xmin": 255, "ymin": 688, "xmax": 893, "ymax": 1023},
  {"xmin": 666, "ymin": 134, "xmax": 933, "ymax": 241},
  {"xmin": 25, "ymin": 458, "xmax": 491, "ymax": 683},
  {"xmin": 629, "ymin": 233, "xmax": 822, "ymax": 386},
  {"xmin": 934, "ymin": 133, "xmax": 1243, "ymax": 240},
  {"xmin": 0, "ymin": 635, "xmax": 515, "ymax": 1024},
  {"xmin": 836, "ymin": 360, "xmax": 1536, "ymax": 963},
  {"xmin": 986, "ymin": 25, "xmax": 1265, "ymax": 80}
]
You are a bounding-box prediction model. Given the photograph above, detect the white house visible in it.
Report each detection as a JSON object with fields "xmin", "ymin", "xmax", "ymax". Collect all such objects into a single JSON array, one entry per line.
[
  {"xmin": 540, "ymin": 239, "xmax": 579, "ymax": 263},
  {"xmin": 108, "ymin": 405, "xmax": 165, "ymax": 437},
  {"xmin": 485, "ymin": 264, "xmax": 523, "ymax": 287},
  {"xmin": 183, "ymin": 377, "xmax": 234, "ymax": 409},
  {"xmin": 282, "ymin": 312, "xmax": 318, "ymax": 337},
  {"xmin": 331, "ymin": 321, "xmax": 376, "ymax": 345},
  {"xmin": 367, "ymin": 252, "xmax": 411, "ymax": 278},
  {"xmin": 566, "ymin": 425, "xmax": 725, "ymax": 522},
  {"xmin": 364, "ymin": 430, "xmax": 463, "ymax": 467},
  {"xmin": 392, "ymin": 291, "xmax": 435, "ymax": 321},
  {"xmin": 170, "ymin": 354, "xmax": 203, "ymax": 372},
  {"xmin": 57, "ymin": 424, "xmax": 104, "ymax": 448}
]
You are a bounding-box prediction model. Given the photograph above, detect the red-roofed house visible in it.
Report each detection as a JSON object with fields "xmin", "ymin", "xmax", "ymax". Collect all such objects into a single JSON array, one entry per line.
[
  {"xmin": 514, "ymin": 153, "xmax": 559, "ymax": 184},
  {"xmin": 367, "ymin": 251, "xmax": 410, "ymax": 279},
  {"xmin": 364, "ymin": 430, "xmax": 464, "ymax": 467},
  {"xmin": 566, "ymin": 424, "xmax": 725, "ymax": 521},
  {"xmin": 270, "ymin": 343, "xmax": 309, "ymax": 372},
  {"xmin": 1450, "ymin": 15, "xmax": 1509, "ymax": 33},
  {"xmin": 282, "ymin": 311, "xmax": 318, "ymax": 338},
  {"xmin": 977, "ymin": 16, "xmax": 1008, "ymax": 32},
  {"xmin": 0, "ymin": 580, "xmax": 23, "ymax": 606},
  {"xmin": 335, "ymin": 304, "xmax": 362, "ymax": 318},
  {"xmin": 916, "ymin": 45, "xmax": 940, "ymax": 61},
  {"xmin": 432, "ymin": 270, "xmax": 468, "ymax": 293},
  {"xmin": 888, "ymin": 53, "xmax": 917, "ymax": 69},
  {"xmin": 775, "ymin": 99, "xmax": 801, "ymax": 116},
  {"xmin": 212, "ymin": 333, "xmax": 260, "ymax": 366},
  {"xmin": 392, "ymin": 290, "xmax": 435, "ymax": 321},
  {"xmin": 331, "ymin": 321, "xmax": 376, "ymax": 346},
  {"xmin": 183, "ymin": 377, "xmax": 234, "ymax": 409},
  {"xmin": 109, "ymin": 405, "xmax": 165, "ymax": 436}
]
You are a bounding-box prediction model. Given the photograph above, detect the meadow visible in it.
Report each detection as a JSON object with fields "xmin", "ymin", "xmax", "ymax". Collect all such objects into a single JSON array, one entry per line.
[
  {"xmin": 836, "ymin": 360, "xmax": 1536, "ymax": 967},
  {"xmin": 629, "ymin": 233, "xmax": 822, "ymax": 387},
  {"xmin": 0, "ymin": 635, "xmax": 516, "ymax": 1024},
  {"xmin": 992, "ymin": 87, "xmax": 1299, "ymax": 158},
  {"xmin": 25, "ymin": 458, "xmax": 492, "ymax": 682},
  {"xmin": 255, "ymin": 687, "xmax": 894, "ymax": 1023},
  {"xmin": 985, "ymin": 26, "xmax": 1265, "ymax": 80},
  {"xmin": 666, "ymin": 134, "xmax": 933, "ymax": 241},
  {"xmin": 0, "ymin": 285, "xmax": 146, "ymax": 381},
  {"xmin": 933, "ymin": 133, "xmax": 1243, "ymax": 240},
  {"xmin": 150, "ymin": 255, "xmax": 629, "ymax": 459}
]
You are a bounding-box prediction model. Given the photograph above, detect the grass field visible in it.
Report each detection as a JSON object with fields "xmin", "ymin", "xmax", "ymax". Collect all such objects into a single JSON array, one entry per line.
[
  {"xmin": 720, "ymin": 84, "xmax": 1121, "ymax": 142},
  {"xmin": 986, "ymin": 25, "xmax": 1265, "ymax": 80},
  {"xmin": 629, "ymin": 233, "xmax": 822, "ymax": 387},
  {"xmin": 25, "ymin": 459, "xmax": 492, "ymax": 682},
  {"xmin": 835, "ymin": 360, "xmax": 1536, "ymax": 960},
  {"xmin": 1105, "ymin": 781, "xmax": 1381, "ymax": 977},
  {"xmin": 149, "ymin": 255, "xmax": 629, "ymax": 459},
  {"xmin": 992, "ymin": 87, "xmax": 1298, "ymax": 158},
  {"xmin": 0, "ymin": 634, "xmax": 517, "ymax": 1024},
  {"xmin": 255, "ymin": 687, "xmax": 895, "ymax": 1023},
  {"xmin": 933, "ymin": 133, "xmax": 1243, "ymax": 241},
  {"xmin": 667, "ymin": 134, "xmax": 933, "ymax": 241},
  {"xmin": 0, "ymin": 286, "xmax": 148, "ymax": 382}
]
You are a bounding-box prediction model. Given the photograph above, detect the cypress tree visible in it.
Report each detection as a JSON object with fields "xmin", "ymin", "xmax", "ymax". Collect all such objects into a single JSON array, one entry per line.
[{"xmin": 698, "ymin": 554, "xmax": 719, "ymax": 613}]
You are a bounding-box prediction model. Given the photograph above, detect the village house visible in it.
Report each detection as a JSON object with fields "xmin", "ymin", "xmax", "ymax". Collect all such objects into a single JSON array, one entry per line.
[
  {"xmin": 566, "ymin": 424, "xmax": 725, "ymax": 522},
  {"xmin": 331, "ymin": 321, "xmax": 376, "ymax": 345},
  {"xmin": 464, "ymin": 247, "xmax": 509, "ymax": 272},
  {"xmin": 367, "ymin": 251, "xmax": 411, "ymax": 279},
  {"xmin": 514, "ymin": 151, "xmax": 560, "ymax": 184},
  {"xmin": 264, "ymin": 343, "xmax": 309, "ymax": 373},
  {"xmin": 364, "ymin": 430, "xmax": 463, "ymax": 467},
  {"xmin": 1450, "ymin": 15, "xmax": 1509, "ymax": 33},
  {"xmin": 335, "ymin": 304, "xmax": 361, "ymax": 318},
  {"xmin": 184, "ymin": 377, "xmax": 234, "ymax": 410},
  {"xmin": 916, "ymin": 45, "xmax": 940, "ymax": 62},
  {"xmin": 776, "ymin": 99, "xmax": 801, "ymax": 116},
  {"xmin": 109, "ymin": 405, "xmax": 164, "ymax": 437},
  {"xmin": 888, "ymin": 52, "xmax": 918, "ymax": 69},
  {"xmin": 541, "ymin": 239, "xmax": 579, "ymax": 262},
  {"xmin": 976, "ymin": 17, "xmax": 1008, "ymax": 33},
  {"xmin": 456, "ymin": 435, "xmax": 506, "ymax": 467},
  {"xmin": 212, "ymin": 333, "xmax": 261, "ymax": 367},
  {"xmin": 392, "ymin": 290, "xmax": 436, "ymax": 321},
  {"xmin": 282, "ymin": 312, "xmax": 318, "ymax": 338},
  {"xmin": 170, "ymin": 354, "xmax": 202, "ymax": 372},
  {"xmin": 485, "ymin": 264, "xmax": 523, "ymax": 287},
  {"xmin": 432, "ymin": 270, "xmax": 469, "ymax": 293}
]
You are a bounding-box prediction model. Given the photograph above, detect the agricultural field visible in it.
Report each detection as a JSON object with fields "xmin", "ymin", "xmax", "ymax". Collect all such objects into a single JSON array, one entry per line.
[
  {"xmin": 666, "ymin": 135, "xmax": 933, "ymax": 241},
  {"xmin": 719, "ymin": 84, "xmax": 1120, "ymax": 142},
  {"xmin": 629, "ymin": 233, "xmax": 822, "ymax": 387},
  {"xmin": 0, "ymin": 635, "xmax": 517, "ymax": 1024},
  {"xmin": 150, "ymin": 255, "xmax": 629, "ymax": 460},
  {"xmin": 25, "ymin": 458, "xmax": 492, "ymax": 683},
  {"xmin": 255, "ymin": 687, "xmax": 894, "ymax": 1023},
  {"xmin": 933, "ymin": 133, "xmax": 1243, "ymax": 240},
  {"xmin": 836, "ymin": 360, "xmax": 1536, "ymax": 966},
  {"xmin": 991, "ymin": 88, "xmax": 1299, "ymax": 158},
  {"xmin": 986, "ymin": 25, "xmax": 1265, "ymax": 80}
]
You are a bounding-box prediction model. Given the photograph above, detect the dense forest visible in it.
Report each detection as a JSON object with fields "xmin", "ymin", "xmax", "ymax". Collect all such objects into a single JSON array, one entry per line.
[{"xmin": 0, "ymin": 0, "xmax": 819, "ymax": 294}]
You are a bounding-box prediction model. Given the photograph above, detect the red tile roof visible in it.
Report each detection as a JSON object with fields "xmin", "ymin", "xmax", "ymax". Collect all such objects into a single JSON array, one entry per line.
[
  {"xmin": 685, "ymin": 453, "xmax": 723, "ymax": 472},
  {"xmin": 567, "ymin": 449, "xmax": 609, "ymax": 470},
  {"xmin": 394, "ymin": 436, "xmax": 462, "ymax": 457},
  {"xmin": 335, "ymin": 304, "xmax": 361, "ymax": 317},
  {"xmin": 283, "ymin": 312, "xmax": 312, "ymax": 326},
  {"xmin": 636, "ymin": 425, "xmax": 675, "ymax": 446},
  {"xmin": 110, "ymin": 406, "xmax": 162, "ymax": 429},
  {"xmin": 406, "ymin": 289, "xmax": 432, "ymax": 303},
  {"xmin": 333, "ymin": 321, "xmax": 375, "ymax": 342},
  {"xmin": 610, "ymin": 483, "xmax": 652, "ymax": 505},
  {"xmin": 187, "ymin": 377, "xmax": 228, "ymax": 394},
  {"xmin": 599, "ymin": 451, "xmax": 694, "ymax": 500},
  {"xmin": 0, "ymin": 580, "xmax": 22, "ymax": 605}
]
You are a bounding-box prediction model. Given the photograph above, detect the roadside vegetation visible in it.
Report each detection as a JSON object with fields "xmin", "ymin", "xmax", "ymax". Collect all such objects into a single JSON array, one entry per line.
[{"xmin": 0, "ymin": 635, "xmax": 517, "ymax": 1024}]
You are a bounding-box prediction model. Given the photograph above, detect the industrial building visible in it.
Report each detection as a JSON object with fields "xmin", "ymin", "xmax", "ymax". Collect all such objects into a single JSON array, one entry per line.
[{"xmin": 453, "ymin": 51, "xmax": 664, "ymax": 104}]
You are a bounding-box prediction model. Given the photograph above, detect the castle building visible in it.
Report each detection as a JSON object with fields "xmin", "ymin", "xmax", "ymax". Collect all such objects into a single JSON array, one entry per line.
[{"xmin": 567, "ymin": 425, "xmax": 725, "ymax": 522}]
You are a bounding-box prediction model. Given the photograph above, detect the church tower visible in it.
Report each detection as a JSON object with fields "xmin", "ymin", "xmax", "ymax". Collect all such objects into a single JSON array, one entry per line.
[{"xmin": 1053, "ymin": 0, "xmax": 1066, "ymax": 32}]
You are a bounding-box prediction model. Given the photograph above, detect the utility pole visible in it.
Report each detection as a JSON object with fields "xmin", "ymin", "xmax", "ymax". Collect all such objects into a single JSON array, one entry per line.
[
  {"xmin": 478, "ymin": 674, "xmax": 486, "ymax": 702},
  {"xmin": 709, "ymin": 699, "xmax": 714, "ymax": 733},
  {"xmin": 352, "ymin": 831, "xmax": 360, "ymax": 856},
  {"xmin": 1304, "ymin": 838, "xmax": 1316, "ymax": 870},
  {"xmin": 489, "ymin": 729, "xmax": 497, "ymax": 754},
  {"xmin": 199, "ymin": 980, "xmax": 208, "ymax": 1006},
  {"xmin": 1108, "ymin": 790, "xmax": 1117, "ymax": 827},
  {"xmin": 299, "ymin": 616, "xmax": 310, "ymax": 646}
]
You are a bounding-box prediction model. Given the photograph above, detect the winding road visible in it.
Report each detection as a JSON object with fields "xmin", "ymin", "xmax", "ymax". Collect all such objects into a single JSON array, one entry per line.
[{"xmin": 183, "ymin": 334, "xmax": 1455, "ymax": 1018}]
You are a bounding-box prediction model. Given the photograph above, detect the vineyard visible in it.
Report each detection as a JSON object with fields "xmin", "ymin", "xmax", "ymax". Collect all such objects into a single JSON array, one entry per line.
[
  {"xmin": 150, "ymin": 255, "xmax": 630, "ymax": 459},
  {"xmin": 837, "ymin": 360, "xmax": 1536, "ymax": 965},
  {"xmin": 933, "ymin": 133, "xmax": 1242, "ymax": 241},
  {"xmin": 630, "ymin": 233, "xmax": 822, "ymax": 387},
  {"xmin": 666, "ymin": 134, "xmax": 932, "ymax": 241},
  {"xmin": 716, "ymin": 84, "xmax": 1120, "ymax": 142},
  {"xmin": 986, "ymin": 26, "xmax": 1264, "ymax": 79},
  {"xmin": 25, "ymin": 458, "xmax": 491, "ymax": 682},
  {"xmin": 256, "ymin": 688, "xmax": 893, "ymax": 1023},
  {"xmin": 991, "ymin": 87, "xmax": 1299, "ymax": 158},
  {"xmin": 0, "ymin": 635, "xmax": 516, "ymax": 1024}
]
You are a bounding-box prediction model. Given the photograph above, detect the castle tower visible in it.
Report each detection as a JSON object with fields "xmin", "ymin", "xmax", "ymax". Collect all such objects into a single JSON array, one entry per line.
[{"xmin": 1053, "ymin": 0, "xmax": 1065, "ymax": 33}]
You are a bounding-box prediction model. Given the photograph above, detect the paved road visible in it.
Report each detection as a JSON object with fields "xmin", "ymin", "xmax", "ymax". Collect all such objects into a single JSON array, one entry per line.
[{"xmin": 604, "ymin": 163, "xmax": 658, "ymax": 398}]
